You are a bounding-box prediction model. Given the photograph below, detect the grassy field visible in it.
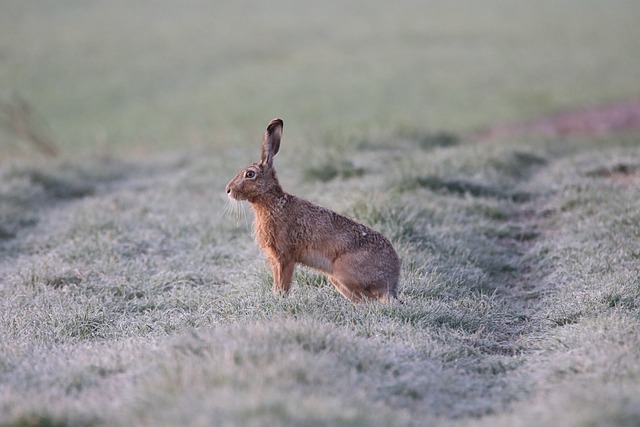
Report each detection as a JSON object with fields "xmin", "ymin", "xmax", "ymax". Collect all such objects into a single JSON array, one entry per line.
[{"xmin": 1, "ymin": 1, "xmax": 640, "ymax": 426}]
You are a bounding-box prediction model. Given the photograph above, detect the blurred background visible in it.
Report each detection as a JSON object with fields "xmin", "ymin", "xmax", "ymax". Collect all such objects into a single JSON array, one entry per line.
[{"xmin": 1, "ymin": 0, "xmax": 639, "ymax": 158}]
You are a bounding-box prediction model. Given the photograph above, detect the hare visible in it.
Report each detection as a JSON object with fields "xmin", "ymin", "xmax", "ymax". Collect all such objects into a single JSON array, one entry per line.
[{"xmin": 226, "ymin": 118, "xmax": 400, "ymax": 303}]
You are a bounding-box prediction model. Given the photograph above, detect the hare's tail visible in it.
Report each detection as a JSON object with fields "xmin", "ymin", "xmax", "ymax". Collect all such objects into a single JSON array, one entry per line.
[
  {"xmin": 391, "ymin": 292, "xmax": 405, "ymax": 305},
  {"xmin": 379, "ymin": 288, "xmax": 403, "ymax": 304}
]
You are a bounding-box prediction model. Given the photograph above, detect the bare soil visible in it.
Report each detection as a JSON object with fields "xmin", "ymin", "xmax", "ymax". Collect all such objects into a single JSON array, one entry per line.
[{"xmin": 475, "ymin": 98, "xmax": 640, "ymax": 140}]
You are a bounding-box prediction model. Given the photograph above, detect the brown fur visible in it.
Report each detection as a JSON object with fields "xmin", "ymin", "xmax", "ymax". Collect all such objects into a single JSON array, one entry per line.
[{"xmin": 226, "ymin": 118, "xmax": 400, "ymax": 303}]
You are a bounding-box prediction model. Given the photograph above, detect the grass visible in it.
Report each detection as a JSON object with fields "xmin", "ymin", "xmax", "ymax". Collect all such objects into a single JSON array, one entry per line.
[{"xmin": 1, "ymin": 1, "xmax": 640, "ymax": 426}]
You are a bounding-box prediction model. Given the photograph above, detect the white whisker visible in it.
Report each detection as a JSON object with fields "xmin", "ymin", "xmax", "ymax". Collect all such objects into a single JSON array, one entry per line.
[
  {"xmin": 242, "ymin": 202, "xmax": 250, "ymax": 230},
  {"xmin": 221, "ymin": 197, "xmax": 236, "ymax": 223},
  {"xmin": 222, "ymin": 196, "xmax": 251, "ymax": 230}
]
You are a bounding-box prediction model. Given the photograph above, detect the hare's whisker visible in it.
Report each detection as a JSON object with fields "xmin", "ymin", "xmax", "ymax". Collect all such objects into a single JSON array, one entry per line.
[
  {"xmin": 241, "ymin": 202, "xmax": 250, "ymax": 230},
  {"xmin": 223, "ymin": 198, "xmax": 251, "ymax": 230}
]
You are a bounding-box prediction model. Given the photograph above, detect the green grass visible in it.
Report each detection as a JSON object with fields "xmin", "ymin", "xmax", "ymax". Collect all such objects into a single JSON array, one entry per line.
[{"xmin": 1, "ymin": 1, "xmax": 640, "ymax": 426}]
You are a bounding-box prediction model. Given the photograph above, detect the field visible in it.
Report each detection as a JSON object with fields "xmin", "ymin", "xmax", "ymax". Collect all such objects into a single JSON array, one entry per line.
[{"xmin": 1, "ymin": 1, "xmax": 640, "ymax": 426}]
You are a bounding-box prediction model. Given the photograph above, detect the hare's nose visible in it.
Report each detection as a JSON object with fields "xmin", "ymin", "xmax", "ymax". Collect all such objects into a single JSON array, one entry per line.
[{"xmin": 226, "ymin": 186, "xmax": 231, "ymax": 194}]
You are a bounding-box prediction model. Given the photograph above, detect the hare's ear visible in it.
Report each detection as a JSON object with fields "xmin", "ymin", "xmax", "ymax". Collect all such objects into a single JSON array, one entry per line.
[{"xmin": 260, "ymin": 118, "xmax": 283, "ymax": 169}]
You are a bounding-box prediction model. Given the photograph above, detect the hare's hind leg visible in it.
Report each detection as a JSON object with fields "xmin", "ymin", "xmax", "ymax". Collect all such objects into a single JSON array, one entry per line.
[
  {"xmin": 327, "ymin": 275, "xmax": 365, "ymax": 303},
  {"xmin": 331, "ymin": 252, "xmax": 397, "ymax": 302}
]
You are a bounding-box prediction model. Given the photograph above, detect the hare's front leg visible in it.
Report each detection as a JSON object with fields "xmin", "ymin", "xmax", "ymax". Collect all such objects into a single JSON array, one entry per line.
[{"xmin": 269, "ymin": 258, "xmax": 295, "ymax": 295}]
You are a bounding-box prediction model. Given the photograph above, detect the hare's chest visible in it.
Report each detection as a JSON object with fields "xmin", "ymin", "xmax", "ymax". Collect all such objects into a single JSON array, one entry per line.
[{"xmin": 254, "ymin": 214, "xmax": 290, "ymax": 253}]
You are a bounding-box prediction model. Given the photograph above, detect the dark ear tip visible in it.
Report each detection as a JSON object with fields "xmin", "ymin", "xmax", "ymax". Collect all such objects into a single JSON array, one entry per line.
[{"xmin": 267, "ymin": 118, "xmax": 283, "ymax": 133}]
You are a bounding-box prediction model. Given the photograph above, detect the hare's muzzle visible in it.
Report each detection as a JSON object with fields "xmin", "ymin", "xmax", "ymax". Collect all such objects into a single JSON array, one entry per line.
[{"xmin": 226, "ymin": 179, "xmax": 241, "ymax": 200}]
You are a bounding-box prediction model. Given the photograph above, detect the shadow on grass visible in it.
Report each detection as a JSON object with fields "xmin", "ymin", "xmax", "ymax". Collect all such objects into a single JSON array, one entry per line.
[
  {"xmin": 4, "ymin": 413, "xmax": 95, "ymax": 427},
  {"xmin": 356, "ymin": 130, "xmax": 460, "ymax": 152},
  {"xmin": 303, "ymin": 159, "xmax": 367, "ymax": 183},
  {"xmin": 396, "ymin": 150, "xmax": 547, "ymax": 203},
  {"xmin": 0, "ymin": 158, "xmax": 129, "ymax": 243}
]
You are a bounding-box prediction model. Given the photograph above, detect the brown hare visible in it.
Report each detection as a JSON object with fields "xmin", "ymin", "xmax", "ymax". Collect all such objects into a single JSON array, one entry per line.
[{"xmin": 226, "ymin": 118, "xmax": 400, "ymax": 303}]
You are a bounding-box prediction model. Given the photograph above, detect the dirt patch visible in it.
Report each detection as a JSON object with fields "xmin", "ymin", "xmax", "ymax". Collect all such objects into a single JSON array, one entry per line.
[
  {"xmin": 475, "ymin": 98, "xmax": 640, "ymax": 140},
  {"xmin": 586, "ymin": 162, "xmax": 640, "ymax": 186},
  {"xmin": 610, "ymin": 170, "xmax": 640, "ymax": 185}
]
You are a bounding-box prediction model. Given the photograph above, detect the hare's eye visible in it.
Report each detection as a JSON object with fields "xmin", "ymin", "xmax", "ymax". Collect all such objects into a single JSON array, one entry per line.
[{"xmin": 245, "ymin": 170, "xmax": 256, "ymax": 179}]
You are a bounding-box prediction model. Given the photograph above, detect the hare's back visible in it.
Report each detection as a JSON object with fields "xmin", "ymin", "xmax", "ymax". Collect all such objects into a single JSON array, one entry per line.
[{"xmin": 292, "ymin": 196, "xmax": 394, "ymax": 253}]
